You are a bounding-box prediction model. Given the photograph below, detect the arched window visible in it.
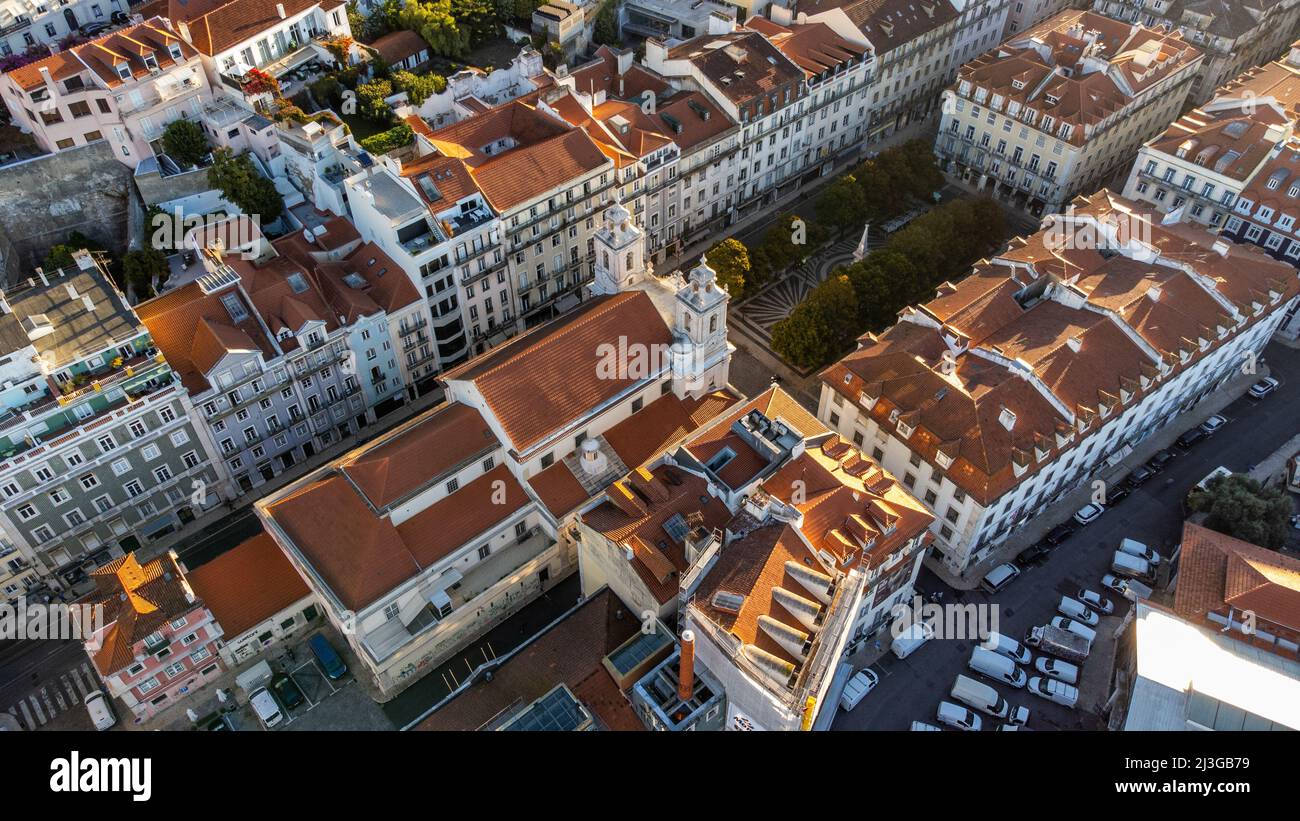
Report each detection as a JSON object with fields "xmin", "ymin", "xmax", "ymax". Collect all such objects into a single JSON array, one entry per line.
[
  {"xmin": 625, "ymin": 252, "xmax": 633, "ymax": 270},
  {"xmin": 709, "ymin": 313, "xmax": 717, "ymax": 333}
]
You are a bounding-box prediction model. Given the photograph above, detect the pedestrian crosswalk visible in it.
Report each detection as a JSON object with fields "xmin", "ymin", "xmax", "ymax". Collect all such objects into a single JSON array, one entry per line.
[{"xmin": 5, "ymin": 662, "xmax": 99, "ymax": 729}]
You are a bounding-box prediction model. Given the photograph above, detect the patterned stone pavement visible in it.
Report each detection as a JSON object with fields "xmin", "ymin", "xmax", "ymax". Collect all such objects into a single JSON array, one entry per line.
[{"xmin": 732, "ymin": 237, "xmax": 867, "ymax": 343}]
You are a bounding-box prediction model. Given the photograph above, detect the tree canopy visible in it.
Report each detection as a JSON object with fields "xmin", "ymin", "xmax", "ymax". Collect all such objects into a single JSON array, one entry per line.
[
  {"xmin": 161, "ymin": 119, "xmax": 210, "ymax": 168},
  {"xmin": 208, "ymin": 148, "xmax": 285, "ymax": 225},
  {"xmin": 704, "ymin": 238, "xmax": 750, "ymax": 298},
  {"xmin": 1187, "ymin": 474, "xmax": 1293, "ymax": 550}
]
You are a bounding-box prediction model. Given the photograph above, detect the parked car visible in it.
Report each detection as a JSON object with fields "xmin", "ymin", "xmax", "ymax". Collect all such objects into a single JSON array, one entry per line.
[
  {"xmin": 84, "ymin": 690, "xmax": 116, "ymax": 731},
  {"xmin": 1111, "ymin": 551, "xmax": 1153, "ymax": 581},
  {"xmin": 1101, "ymin": 574, "xmax": 1131, "ymax": 598},
  {"xmin": 111, "ymin": 10, "xmax": 129, "ymax": 23},
  {"xmin": 309, "ymin": 634, "xmax": 348, "ymax": 680},
  {"xmin": 1176, "ymin": 427, "xmax": 1206, "ymax": 450},
  {"xmin": 969, "ymin": 646, "xmax": 1028, "ymax": 688},
  {"xmin": 79, "ymin": 22, "xmax": 110, "ymax": 35},
  {"xmin": 1119, "ymin": 537, "xmax": 1162, "ymax": 566},
  {"xmin": 1072, "ymin": 503, "xmax": 1105, "ymax": 526},
  {"xmin": 1126, "ymin": 465, "xmax": 1154, "ymax": 487},
  {"xmin": 1248, "ymin": 377, "xmax": 1279, "ymax": 399},
  {"xmin": 271, "ymin": 673, "xmax": 305, "ymax": 710},
  {"xmin": 1076, "ymin": 589, "xmax": 1114, "ymax": 615},
  {"xmin": 249, "ymin": 687, "xmax": 284, "ymax": 729},
  {"xmin": 1045, "ymin": 523, "xmax": 1075, "ymax": 545},
  {"xmin": 1147, "ymin": 449, "xmax": 1177, "ymax": 472},
  {"xmin": 910, "ymin": 721, "xmax": 943, "ymax": 731},
  {"xmin": 980, "ymin": 562, "xmax": 1021, "ymax": 594},
  {"xmin": 1017, "ymin": 541, "xmax": 1052, "ymax": 567},
  {"xmin": 1034, "ymin": 657, "xmax": 1079, "ymax": 685},
  {"xmin": 1027, "ymin": 676, "xmax": 1079, "ymax": 708},
  {"xmin": 1050, "ymin": 616, "xmax": 1097, "ymax": 645},
  {"xmin": 1057, "ymin": 596, "xmax": 1100, "ymax": 627},
  {"xmin": 1103, "ymin": 485, "xmax": 1131, "ymax": 506},
  {"xmin": 891, "ymin": 621, "xmax": 935, "ymax": 660},
  {"xmin": 982, "ymin": 632, "xmax": 1032, "ymax": 666},
  {"xmin": 1199, "ymin": 414, "xmax": 1227, "ymax": 435},
  {"xmin": 936, "ymin": 701, "xmax": 981, "ymax": 731},
  {"xmin": 839, "ymin": 668, "xmax": 879, "ymax": 711}
]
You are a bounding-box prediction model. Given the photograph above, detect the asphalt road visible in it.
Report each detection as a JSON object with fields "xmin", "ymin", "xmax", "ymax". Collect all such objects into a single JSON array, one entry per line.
[{"xmin": 834, "ymin": 341, "xmax": 1300, "ymax": 731}]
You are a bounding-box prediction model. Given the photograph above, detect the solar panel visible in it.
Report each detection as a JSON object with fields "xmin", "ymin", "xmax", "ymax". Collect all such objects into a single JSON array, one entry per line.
[
  {"xmin": 499, "ymin": 685, "xmax": 592, "ymax": 732},
  {"xmin": 663, "ymin": 513, "xmax": 690, "ymax": 543}
]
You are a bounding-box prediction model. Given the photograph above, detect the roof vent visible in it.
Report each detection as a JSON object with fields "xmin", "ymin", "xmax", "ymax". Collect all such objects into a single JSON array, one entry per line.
[{"xmin": 998, "ymin": 406, "xmax": 1017, "ymax": 431}]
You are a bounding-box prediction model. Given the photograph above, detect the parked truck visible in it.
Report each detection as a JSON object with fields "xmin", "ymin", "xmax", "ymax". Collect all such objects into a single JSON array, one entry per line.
[{"xmin": 1023, "ymin": 624, "xmax": 1089, "ymax": 664}]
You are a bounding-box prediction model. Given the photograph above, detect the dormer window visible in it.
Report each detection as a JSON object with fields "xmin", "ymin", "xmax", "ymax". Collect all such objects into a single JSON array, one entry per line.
[
  {"xmin": 169, "ymin": 43, "xmax": 183, "ymax": 61},
  {"xmin": 935, "ymin": 450, "xmax": 953, "ymax": 469},
  {"xmin": 115, "ymin": 62, "xmax": 130, "ymax": 81},
  {"xmin": 858, "ymin": 391, "xmax": 877, "ymax": 410},
  {"xmin": 896, "ymin": 420, "xmax": 914, "ymax": 439},
  {"xmin": 998, "ymin": 407, "xmax": 1016, "ymax": 431},
  {"xmin": 143, "ymin": 53, "xmax": 158, "ymax": 71}
]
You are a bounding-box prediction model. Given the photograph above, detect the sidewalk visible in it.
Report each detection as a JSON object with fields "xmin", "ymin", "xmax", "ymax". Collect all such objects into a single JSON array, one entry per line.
[
  {"xmin": 926, "ymin": 365, "xmax": 1269, "ymax": 590},
  {"xmin": 137, "ymin": 386, "xmax": 446, "ymax": 564}
]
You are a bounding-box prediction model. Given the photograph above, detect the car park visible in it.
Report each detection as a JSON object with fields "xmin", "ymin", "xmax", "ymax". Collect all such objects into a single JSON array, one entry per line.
[
  {"xmin": 1027, "ymin": 677, "xmax": 1079, "ymax": 708},
  {"xmin": 1126, "ymin": 465, "xmax": 1153, "ymax": 487},
  {"xmin": 1199, "ymin": 414, "xmax": 1227, "ymax": 435},
  {"xmin": 1103, "ymin": 485, "xmax": 1130, "ymax": 506},
  {"xmin": 1101, "ymin": 574, "xmax": 1130, "ymax": 598},
  {"xmin": 271, "ymin": 673, "xmax": 305, "ymax": 710},
  {"xmin": 839, "ymin": 668, "xmax": 879, "ymax": 711},
  {"xmin": 1016, "ymin": 541, "xmax": 1052, "ymax": 567},
  {"xmin": 250, "ymin": 687, "xmax": 284, "ymax": 729},
  {"xmin": 1175, "ymin": 427, "xmax": 1206, "ymax": 449},
  {"xmin": 936, "ymin": 701, "xmax": 981, "ymax": 731},
  {"xmin": 1248, "ymin": 377, "xmax": 1279, "ymax": 399},
  {"xmin": 968, "ymin": 646, "xmax": 1028, "ymax": 688},
  {"xmin": 1119, "ymin": 537, "xmax": 1161, "ymax": 565},
  {"xmin": 1034, "ymin": 657, "xmax": 1079, "ymax": 685},
  {"xmin": 951, "ymin": 674, "xmax": 1028, "ymax": 724},
  {"xmin": 1045, "ymin": 523, "xmax": 1075, "ymax": 545},
  {"xmin": 982, "ymin": 632, "xmax": 1032, "ymax": 666},
  {"xmin": 1076, "ymin": 589, "xmax": 1114, "ymax": 615},
  {"xmin": 1147, "ymin": 449, "xmax": 1176, "ymax": 472},
  {"xmin": 891, "ymin": 621, "xmax": 935, "ymax": 660},
  {"xmin": 1057, "ymin": 596, "xmax": 1100, "ymax": 627},
  {"xmin": 1050, "ymin": 616, "xmax": 1096, "ymax": 645},
  {"xmin": 309, "ymin": 634, "xmax": 348, "ymax": 680},
  {"xmin": 1072, "ymin": 503, "xmax": 1105, "ymax": 526},
  {"xmin": 979, "ymin": 562, "xmax": 1021, "ymax": 594}
]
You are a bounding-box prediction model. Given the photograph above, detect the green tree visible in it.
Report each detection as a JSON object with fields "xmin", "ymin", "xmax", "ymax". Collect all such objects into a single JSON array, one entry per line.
[
  {"xmin": 346, "ymin": 1, "xmax": 367, "ymax": 38},
  {"xmin": 815, "ymin": 173, "xmax": 866, "ymax": 238},
  {"xmin": 391, "ymin": 70, "xmax": 447, "ymax": 105},
  {"xmin": 41, "ymin": 231, "xmax": 100, "ymax": 271},
  {"xmin": 401, "ymin": 0, "xmax": 471, "ymax": 58},
  {"xmin": 161, "ymin": 119, "xmax": 209, "ymax": 168},
  {"xmin": 365, "ymin": 0, "xmax": 403, "ymax": 39},
  {"xmin": 592, "ymin": 0, "xmax": 619, "ymax": 46},
  {"xmin": 704, "ymin": 238, "xmax": 750, "ymax": 298},
  {"xmin": 771, "ymin": 274, "xmax": 858, "ymax": 369},
  {"xmin": 208, "ymin": 148, "xmax": 285, "ymax": 225},
  {"xmin": 356, "ymin": 78, "xmax": 395, "ymax": 123},
  {"xmin": 1187, "ymin": 474, "xmax": 1293, "ymax": 550},
  {"xmin": 123, "ymin": 247, "xmax": 168, "ymax": 300},
  {"xmin": 452, "ymin": 0, "xmax": 499, "ymax": 46}
]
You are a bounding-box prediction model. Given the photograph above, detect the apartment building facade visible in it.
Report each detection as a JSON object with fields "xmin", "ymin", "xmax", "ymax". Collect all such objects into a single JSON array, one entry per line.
[
  {"xmin": 1091, "ymin": 0, "xmax": 1300, "ymax": 104},
  {"xmin": 0, "ymin": 0, "xmax": 124, "ymax": 57},
  {"xmin": 936, "ymin": 10, "xmax": 1201, "ymax": 214},
  {"xmin": 0, "ymin": 251, "xmax": 227, "ymax": 597},
  {"xmin": 1004, "ymin": 0, "xmax": 1084, "ymax": 36},
  {"xmin": 1122, "ymin": 44, "xmax": 1300, "ymax": 232},
  {"xmin": 135, "ymin": 222, "xmax": 422, "ymax": 498},
  {"xmin": 816, "ymin": 191, "xmax": 1300, "ymax": 574},
  {"xmin": 0, "ymin": 16, "xmax": 211, "ymax": 164}
]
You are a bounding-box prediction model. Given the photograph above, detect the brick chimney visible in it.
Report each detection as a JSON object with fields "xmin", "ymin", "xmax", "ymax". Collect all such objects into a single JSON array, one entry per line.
[{"xmin": 678, "ymin": 629, "xmax": 695, "ymax": 702}]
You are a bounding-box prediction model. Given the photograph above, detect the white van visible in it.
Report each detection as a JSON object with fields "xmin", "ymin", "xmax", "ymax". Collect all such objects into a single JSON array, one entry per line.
[
  {"xmin": 84, "ymin": 690, "xmax": 116, "ymax": 731},
  {"xmin": 1050, "ymin": 616, "xmax": 1097, "ymax": 645},
  {"xmin": 968, "ymin": 645, "xmax": 1028, "ymax": 688},
  {"xmin": 1111, "ymin": 550, "xmax": 1153, "ymax": 580},
  {"xmin": 982, "ymin": 632, "xmax": 1031, "ymax": 665},
  {"xmin": 891, "ymin": 621, "xmax": 935, "ymax": 660},
  {"xmin": 250, "ymin": 687, "xmax": 284, "ymax": 729},
  {"xmin": 1057, "ymin": 596, "xmax": 1100, "ymax": 627},
  {"xmin": 1119, "ymin": 537, "xmax": 1161, "ymax": 565},
  {"xmin": 910, "ymin": 721, "xmax": 943, "ymax": 731},
  {"xmin": 951, "ymin": 674, "xmax": 1030, "ymax": 725},
  {"xmin": 936, "ymin": 700, "xmax": 981, "ymax": 731}
]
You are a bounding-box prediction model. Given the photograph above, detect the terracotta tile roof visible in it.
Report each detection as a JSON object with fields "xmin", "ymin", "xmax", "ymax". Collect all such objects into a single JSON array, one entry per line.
[
  {"xmin": 582, "ymin": 464, "xmax": 732, "ymax": 604},
  {"xmin": 954, "ymin": 11, "xmax": 1200, "ymax": 148},
  {"xmin": 820, "ymin": 189, "xmax": 1299, "ymax": 505},
  {"xmin": 416, "ymin": 588, "xmax": 642, "ymax": 730},
  {"xmin": 78, "ymin": 552, "xmax": 200, "ymax": 676},
  {"xmin": 800, "ymin": 0, "xmax": 957, "ymax": 56},
  {"xmin": 371, "ymin": 29, "xmax": 429, "ymax": 66},
  {"xmin": 399, "ymin": 151, "xmax": 483, "ymax": 213},
  {"xmin": 441, "ymin": 291, "xmax": 674, "ymax": 455},
  {"xmin": 169, "ymin": 0, "xmax": 334, "ymax": 56},
  {"xmin": 744, "ymin": 16, "xmax": 867, "ymax": 77},
  {"xmin": 423, "ymin": 98, "xmax": 610, "ymax": 212},
  {"xmin": 762, "ymin": 435, "xmax": 934, "ymax": 571},
  {"xmin": 186, "ymin": 531, "xmax": 311, "ymax": 639},
  {"xmin": 682, "ymin": 385, "xmax": 829, "ymax": 490},
  {"xmin": 692, "ymin": 522, "xmax": 825, "ymax": 668},
  {"xmin": 4, "ymin": 17, "xmax": 195, "ymax": 90},
  {"xmin": 1175, "ymin": 522, "xmax": 1300, "ymax": 634},
  {"xmin": 569, "ymin": 44, "xmax": 670, "ymax": 101},
  {"xmin": 528, "ymin": 460, "xmax": 592, "ymax": 519},
  {"xmin": 395, "ymin": 465, "xmax": 530, "ymax": 567},
  {"xmin": 340, "ymin": 402, "xmax": 496, "ymax": 509},
  {"xmin": 667, "ymin": 28, "xmax": 806, "ymax": 109}
]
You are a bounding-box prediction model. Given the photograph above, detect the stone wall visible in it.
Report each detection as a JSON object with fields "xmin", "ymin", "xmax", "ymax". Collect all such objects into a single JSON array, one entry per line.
[{"xmin": 0, "ymin": 141, "xmax": 133, "ymax": 278}]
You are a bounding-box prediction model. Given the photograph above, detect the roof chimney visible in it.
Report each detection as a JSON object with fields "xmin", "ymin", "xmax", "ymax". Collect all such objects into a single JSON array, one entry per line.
[
  {"xmin": 678, "ymin": 629, "xmax": 696, "ymax": 703},
  {"xmin": 276, "ymin": 3, "xmax": 286, "ymax": 18}
]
